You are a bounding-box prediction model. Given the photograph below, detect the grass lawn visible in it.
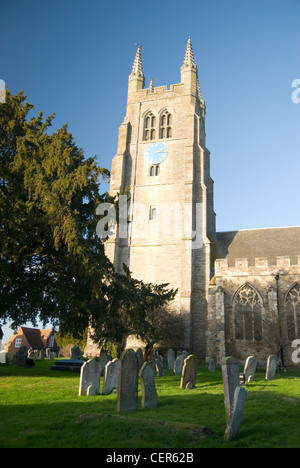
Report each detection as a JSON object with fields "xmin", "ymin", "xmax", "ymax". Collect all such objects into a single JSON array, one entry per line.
[{"xmin": 0, "ymin": 359, "xmax": 299, "ymax": 448}]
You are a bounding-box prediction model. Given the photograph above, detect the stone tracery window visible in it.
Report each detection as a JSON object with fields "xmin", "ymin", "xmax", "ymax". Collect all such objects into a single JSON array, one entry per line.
[
  {"xmin": 233, "ymin": 284, "xmax": 262, "ymax": 341},
  {"xmin": 160, "ymin": 110, "xmax": 172, "ymax": 139},
  {"xmin": 144, "ymin": 112, "xmax": 156, "ymax": 141},
  {"xmin": 285, "ymin": 283, "xmax": 300, "ymax": 340}
]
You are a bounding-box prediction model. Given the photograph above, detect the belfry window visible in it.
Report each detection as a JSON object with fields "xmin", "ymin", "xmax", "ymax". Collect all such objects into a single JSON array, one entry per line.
[
  {"xmin": 233, "ymin": 284, "xmax": 262, "ymax": 341},
  {"xmin": 160, "ymin": 111, "xmax": 172, "ymax": 139},
  {"xmin": 285, "ymin": 283, "xmax": 300, "ymax": 340},
  {"xmin": 144, "ymin": 112, "xmax": 156, "ymax": 141}
]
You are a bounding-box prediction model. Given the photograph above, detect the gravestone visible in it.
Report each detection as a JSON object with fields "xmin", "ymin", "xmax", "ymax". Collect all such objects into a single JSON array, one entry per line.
[
  {"xmin": 87, "ymin": 385, "xmax": 98, "ymax": 396},
  {"xmin": 167, "ymin": 348, "xmax": 175, "ymax": 370},
  {"xmin": 265, "ymin": 355, "xmax": 277, "ymax": 380},
  {"xmin": 174, "ymin": 354, "xmax": 184, "ymax": 375},
  {"xmin": 117, "ymin": 349, "xmax": 138, "ymax": 413},
  {"xmin": 244, "ymin": 356, "xmax": 257, "ymax": 382},
  {"xmin": 208, "ymin": 358, "xmax": 215, "ymax": 372},
  {"xmin": 39, "ymin": 350, "xmax": 46, "ymax": 360},
  {"xmin": 222, "ymin": 356, "xmax": 240, "ymax": 423},
  {"xmin": 182, "ymin": 350, "xmax": 188, "ymax": 359},
  {"xmin": 102, "ymin": 358, "xmax": 119, "ymax": 395},
  {"xmin": 140, "ymin": 362, "xmax": 158, "ymax": 409},
  {"xmin": 224, "ymin": 386, "xmax": 247, "ymax": 441},
  {"xmin": 79, "ymin": 359, "xmax": 101, "ymax": 396},
  {"xmin": 13, "ymin": 346, "xmax": 28, "ymax": 367},
  {"xmin": 155, "ymin": 355, "xmax": 166, "ymax": 377},
  {"xmin": 180, "ymin": 354, "xmax": 198, "ymax": 389},
  {"xmin": 71, "ymin": 346, "xmax": 82, "ymax": 360},
  {"xmin": 136, "ymin": 348, "xmax": 144, "ymax": 371},
  {"xmin": 99, "ymin": 351, "xmax": 112, "ymax": 376}
]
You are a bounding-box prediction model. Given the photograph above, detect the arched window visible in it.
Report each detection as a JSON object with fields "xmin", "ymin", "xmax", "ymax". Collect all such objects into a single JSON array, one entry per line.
[
  {"xmin": 149, "ymin": 165, "xmax": 160, "ymax": 177},
  {"xmin": 285, "ymin": 283, "xmax": 300, "ymax": 340},
  {"xmin": 144, "ymin": 112, "xmax": 156, "ymax": 141},
  {"xmin": 233, "ymin": 284, "xmax": 263, "ymax": 341},
  {"xmin": 150, "ymin": 206, "xmax": 158, "ymax": 220},
  {"xmin": 160, "ymin": 110, "xmax": 172, "ymax": 139}
]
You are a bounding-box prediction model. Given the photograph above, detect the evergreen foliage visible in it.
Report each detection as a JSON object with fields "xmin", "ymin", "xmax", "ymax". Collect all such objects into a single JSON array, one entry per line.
[{"xmin": 0, "ymin": 91, "xmax": 177, "ymax": 350}]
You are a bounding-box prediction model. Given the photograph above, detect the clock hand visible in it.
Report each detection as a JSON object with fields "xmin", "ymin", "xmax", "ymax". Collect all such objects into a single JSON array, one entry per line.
[{"xmin": 155, "ymin": 149, "xmax": 167, "ymax": 153}]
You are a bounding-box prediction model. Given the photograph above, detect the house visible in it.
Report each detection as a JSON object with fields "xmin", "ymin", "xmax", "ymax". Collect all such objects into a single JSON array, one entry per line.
[{"xmin": 5, "ymin": 327, "xmax": 58, "ymax": 355}]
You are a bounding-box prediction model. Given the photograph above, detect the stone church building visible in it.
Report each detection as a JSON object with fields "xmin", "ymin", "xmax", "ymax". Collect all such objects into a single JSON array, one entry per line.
[{"xmin": 103, "ymin": 38, "xmax": 300, "ymax": 365}]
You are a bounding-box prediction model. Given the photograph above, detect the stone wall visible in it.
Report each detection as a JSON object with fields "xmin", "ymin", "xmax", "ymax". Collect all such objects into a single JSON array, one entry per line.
[{"xmin": 207, "ymin": 256, "xmax": 300, "ymax": 365}]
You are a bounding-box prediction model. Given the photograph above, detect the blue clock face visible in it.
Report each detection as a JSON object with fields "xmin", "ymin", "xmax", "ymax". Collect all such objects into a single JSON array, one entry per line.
[{"xmin": 144, "ymin": 142, "xmax": 168, "ymax": 164}]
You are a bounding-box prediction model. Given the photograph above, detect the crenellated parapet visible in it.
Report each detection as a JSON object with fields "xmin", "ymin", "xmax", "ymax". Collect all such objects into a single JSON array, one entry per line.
[{"xmin": 215, "ymin": 256, "xmax": 300, "ymax": 277}]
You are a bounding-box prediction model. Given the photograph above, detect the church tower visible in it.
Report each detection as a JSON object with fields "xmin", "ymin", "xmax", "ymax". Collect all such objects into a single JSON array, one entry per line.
[{"xmin": 105, "ymin": 38, "xmax": 216, "ymax": 358}]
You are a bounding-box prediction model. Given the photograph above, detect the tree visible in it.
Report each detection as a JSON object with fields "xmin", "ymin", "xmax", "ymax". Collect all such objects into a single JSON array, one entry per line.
[
  {"xmin": 0, "ymin": 90, "xmax": 110, "ymax": 332},
  {"xmin": 0, "ymin": 91, "xmax": 177, "ymax": 350},
  {"xmin": 89, "ymin": 264, "xmax": 177, "ymax": 356}
]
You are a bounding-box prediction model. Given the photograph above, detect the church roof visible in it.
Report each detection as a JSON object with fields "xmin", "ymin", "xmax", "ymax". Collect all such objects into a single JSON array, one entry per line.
[{"xmin": 213, "ymin": 226, "xmax": 300, "ymax": 267}]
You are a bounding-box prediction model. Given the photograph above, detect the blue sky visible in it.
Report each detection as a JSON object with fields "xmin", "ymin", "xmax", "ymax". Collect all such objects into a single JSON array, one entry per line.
[{"xmin": 1, "ymin": 0, "xmax": 299, "ymax": 340}]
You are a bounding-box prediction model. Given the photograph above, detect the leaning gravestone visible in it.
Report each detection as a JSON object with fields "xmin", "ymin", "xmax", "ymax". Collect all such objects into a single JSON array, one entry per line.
[
  {"xmin": 71, "ymin": 346, "xmax": 82, "ymax": 360},
  {"xmin": 180, "ymin": 354, "xmax": 198, "ymax": 389},
  {"xmin": 265, "ymin": 355, "xmax": 277, "ymax": 380},
  {"xmin": 167, "ymin": 348, "xmax": 175, "ymax": 370},
  {"xmin": 174, "ymin": 354, "xmax": 184, "ymax": 375},
  {"xmin": 244, "ymin": 356, "xmax": 257, "ymax": 382},
  {"xmin": 13, "ymin": 346, "xmax": 28, "ymax": 367},
  {"xmin": 140, "ymin": 362, "xmax": 158, "ymax": 409},
  {"xmin": 224, "ymin": 386, "xmax": 247, "ymax": 441},
  {"xmin": 117, "ymin": 349, "xmax": 138, "ymax": 413},
  {"xmin": 78, "ymin": 359, "xmax": 101, "ymax": 396},
  {"xmin": 222, "ymin": 356, "xmax": 240, "ymax": 423},
  {"xmin": 102, "ymin": 358, "xmax": 119, "ymax": 395}
]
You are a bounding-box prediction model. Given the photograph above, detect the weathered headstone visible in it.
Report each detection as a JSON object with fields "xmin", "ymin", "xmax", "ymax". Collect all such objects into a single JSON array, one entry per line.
[
  {"xmin": 265, "ymin": 355, "xmax": 277, "ymax": 380},
  {"xmin": 173, "ymin": 354, "xmax": 184, "ymax": 375},
  {"xmin": 208, "ymin": 358, "xmax": 215, "ymax": 372},
  {"xmin": 155, "ymin": 355, "xmax": 166, "ymax": 377},
  {"xmin": 79, "ymin": 359, "xmax": 101, "ymax": 396},
  {"xmin": 222, "ymin": 356, "xmax": 240, "ymax": 423},
  {"xmin": 180, "ymin": 354, "xmax": 198, "ymax": 389},
  {"xmin": 117, "ymin": 349, "xmax": 138, "ymax": 413},
  {"xmin": 71, "ymin": 346, "xmax": 82, "ymax": 360},
  {"xmin": 182, "ymin": 350, "xmax": 188, "ymax": 360},
  {"xmin": 136, "ymin": 348, "xmax": 144, "ymax": 371},
  {"xmin": 140, "ymin": 362, "xmax": 158, "ymax": 409},
  {"xmin": 87, "ymin": 385, "xmax": 98, "ymax": 396},
  {"xmin": 244, "ymin": 356, "xmax": 257, "ymax": 382},
  {"xmin": 102, "ymin": 358, "xmax": 119, "ymax": 395},
  {"xmin": 13, "ymin": 346, "xmax": 28, "ymax": 367},
  {"xmin": 99, "ymin": 351, "xmax": 112, "ymax": 376},
  {"xmin": 167, "ymin": 348, "xmax": 175, "ymax": 370},
  {"xmin": 152, "ymin": 350, "xmax": 159, "ymax": 363},
  {"xmin": 224, "ymin": 386, "xmax": 247, "ymax": 441}
]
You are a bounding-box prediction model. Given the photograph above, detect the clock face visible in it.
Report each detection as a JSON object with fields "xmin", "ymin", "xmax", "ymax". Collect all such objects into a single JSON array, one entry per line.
[{"xmin": 144, "ymin": 142, "xmax": 168, "ymax": 165}]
